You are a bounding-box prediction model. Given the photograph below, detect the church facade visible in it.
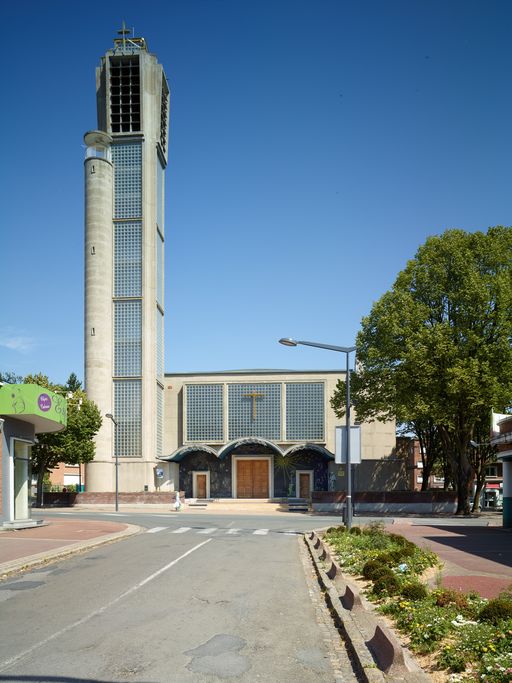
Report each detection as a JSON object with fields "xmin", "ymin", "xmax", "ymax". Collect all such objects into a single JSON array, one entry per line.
[{"xmin": 159, "ymin": 370, "xmax": 396, "ymax": 499}]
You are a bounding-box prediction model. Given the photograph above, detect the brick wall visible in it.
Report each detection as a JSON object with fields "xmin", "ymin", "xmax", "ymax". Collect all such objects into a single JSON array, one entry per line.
[{"xmin": 76, "ymin": 491, "xmax": 183, "ymax": 504}]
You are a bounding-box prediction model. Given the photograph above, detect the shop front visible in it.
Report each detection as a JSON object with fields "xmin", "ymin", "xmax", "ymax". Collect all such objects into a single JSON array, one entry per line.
[{"xmin": 0, "ymin": 384, "xmax": 67, "ymax": 528}]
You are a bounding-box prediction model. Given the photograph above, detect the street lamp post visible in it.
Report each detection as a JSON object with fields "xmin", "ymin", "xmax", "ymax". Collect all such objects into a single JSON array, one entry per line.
[
  {"xmin": 105, "ymin": 413, "xmax": 119, "ymax": 512},
  {"xmin": 279, "ymin": 338, "xmax": 356, "ymax": 529}
]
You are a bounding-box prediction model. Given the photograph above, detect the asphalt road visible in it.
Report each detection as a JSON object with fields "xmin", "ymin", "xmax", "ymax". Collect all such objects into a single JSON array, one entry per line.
[
  {"xmin": 0, "ymin": 510, "xmax": 356, "ymax": 683},
  {"xmin": 29, "ymin": 507, "xmax": 497, "ymax": 531}
]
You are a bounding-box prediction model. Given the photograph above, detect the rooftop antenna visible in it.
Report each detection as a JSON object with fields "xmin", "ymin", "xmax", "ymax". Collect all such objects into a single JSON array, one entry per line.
[{"xmin": 117, "ymin": 20, "xmax": 130, "ymax": 52}]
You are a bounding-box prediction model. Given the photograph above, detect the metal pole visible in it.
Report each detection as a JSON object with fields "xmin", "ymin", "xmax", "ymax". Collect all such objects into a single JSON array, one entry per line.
[
  {"xmin": 115, "ymin": 426, "xmax": 119, "ymax": 512},
  {"xmin": 345, "ymin": 351, "xmax": 352, "ymax": 529}
]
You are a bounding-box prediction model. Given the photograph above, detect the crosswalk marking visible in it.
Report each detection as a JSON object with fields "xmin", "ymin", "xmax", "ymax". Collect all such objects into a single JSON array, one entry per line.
[{"xmin": 146, "ymin": 526, "xmax": 300, "ymax": 537}]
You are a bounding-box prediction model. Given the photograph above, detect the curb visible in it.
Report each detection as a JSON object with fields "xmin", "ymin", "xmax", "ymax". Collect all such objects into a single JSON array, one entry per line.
[
  {"xmin": 0, "ymin": 524, "xmax": 142, "ymax": 580},
  {"xmin": 304, "ymin": 531, "xmax": 431, "ymax": 682}
]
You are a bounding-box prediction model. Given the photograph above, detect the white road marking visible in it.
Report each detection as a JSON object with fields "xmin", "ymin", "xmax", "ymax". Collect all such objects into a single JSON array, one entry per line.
[
  {"xmin": 226, "ymin": 528, "xmax": 241, "ymax": 535},
  {"xmin": 171, "ymin": 527, "xmax": 191, "ymax": 534},
  {"xmin": 0, "ymin": 539, "xmax": 211, "ymax": 673},
  {"xmin": 284, "ymin": 530, "xmax": 299, "ymax": 536},
  {"xmin": 197, "ymin": 528, "xmax": 217, "ymax": 535},
  {"xmin": 253, "ymin": 529, "xmax": 269, "ymax": 535},
  {"xmin": 104, "ymin": 513, "xmax": 128, "ymax": 517},
  {"xmin": 147, "ymin": 527, "xmax": 167, "ymax": 533}
]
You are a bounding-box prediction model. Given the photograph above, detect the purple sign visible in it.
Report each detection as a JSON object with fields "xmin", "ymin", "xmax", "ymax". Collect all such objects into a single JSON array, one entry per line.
[{"xmin": 38, "ymin": 394, "xmax": 52, "ymax": 412}]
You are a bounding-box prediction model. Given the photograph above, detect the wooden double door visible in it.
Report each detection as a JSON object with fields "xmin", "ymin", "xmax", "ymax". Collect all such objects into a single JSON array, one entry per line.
[{"xmin": 237, "ymin": 459, "xmax": 269, "ymax": 498}]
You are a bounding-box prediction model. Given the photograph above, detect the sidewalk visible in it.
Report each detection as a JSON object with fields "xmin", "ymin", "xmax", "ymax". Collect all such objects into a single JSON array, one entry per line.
[
  {"xmin": 0, "ymin": 517, "xmax": 141, "ymax": 578},
  {"xmin": 391, "ymin": 521, "xmax": 512, "ymax": 599}
]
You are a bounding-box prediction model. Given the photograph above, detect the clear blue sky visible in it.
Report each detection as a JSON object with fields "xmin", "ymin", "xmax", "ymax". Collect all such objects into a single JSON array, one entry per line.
[{"xmin": 2, "ymin": 0, "xmax": 511, "ymax": 383}]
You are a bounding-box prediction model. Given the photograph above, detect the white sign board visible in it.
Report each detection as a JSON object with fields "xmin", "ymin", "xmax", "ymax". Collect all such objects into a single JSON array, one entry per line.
[{"xmin": 335, "ymin": 426, "xmax": 361, "ymax": 464}]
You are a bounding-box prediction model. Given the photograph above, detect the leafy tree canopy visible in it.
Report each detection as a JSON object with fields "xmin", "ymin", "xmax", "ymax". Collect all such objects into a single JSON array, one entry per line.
[
  {"xmin": 21, "ymin": 373, "xmax": 102, "ymax": 504},
  {"xmin": 0, "ymin": 370, "xmax": 23, "ymax": 384},
  {"xmin": 332, "ymin": 227, "xmax": 512, "ymax": 513}
]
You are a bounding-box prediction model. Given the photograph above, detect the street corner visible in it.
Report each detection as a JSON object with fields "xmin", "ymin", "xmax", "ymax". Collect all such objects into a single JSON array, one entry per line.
[{"xmin": 0, "ymin": 519, "xmax": 142, "ymax": 580}]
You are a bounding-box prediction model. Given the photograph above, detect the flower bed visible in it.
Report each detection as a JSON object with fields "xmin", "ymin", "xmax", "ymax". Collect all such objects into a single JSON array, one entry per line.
[{"xmin": 324, "ymin": 523, "xmax": 512, "ymax": 682}]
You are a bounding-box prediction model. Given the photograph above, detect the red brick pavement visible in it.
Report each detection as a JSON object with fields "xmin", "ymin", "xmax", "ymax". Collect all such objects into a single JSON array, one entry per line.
[
  {"xmin": 392, "ymin": 523, "xmax": 512, "ymax": 599},
  {"xmin": 0, "ymin": 518, "xmax": 136, "ymax": 575}
]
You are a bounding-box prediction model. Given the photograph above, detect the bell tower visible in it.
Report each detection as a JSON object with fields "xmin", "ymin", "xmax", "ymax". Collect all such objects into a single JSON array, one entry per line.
[{"xmin": 84, "ymin": 26, "xmax": 169, "ymax": 491}]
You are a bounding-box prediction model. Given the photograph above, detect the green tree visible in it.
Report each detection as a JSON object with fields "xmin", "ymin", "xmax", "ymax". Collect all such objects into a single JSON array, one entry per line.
[
  {"xmin": 65, "ymin": 372, "xmax": 82, "ymax": 392},
  {"xmin": 0, "ymin": 370, "xmax": 23, "ymax": 384},
  {"xmin": 23, "ymin": 374, "xmax": 102, "ymax": 506},
  {"xmin": 333, "ymin": 227, "xmax": 512, "ymax": 514}
]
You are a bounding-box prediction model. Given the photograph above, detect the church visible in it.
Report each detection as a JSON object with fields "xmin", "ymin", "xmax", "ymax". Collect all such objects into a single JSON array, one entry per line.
[
  {"xmin": 83, "ymin": 29, "xmax": 396, "ymax": 500},
  {"xmin": 161, "ymin": 370, "xmax": 395, "ymax": 500}
]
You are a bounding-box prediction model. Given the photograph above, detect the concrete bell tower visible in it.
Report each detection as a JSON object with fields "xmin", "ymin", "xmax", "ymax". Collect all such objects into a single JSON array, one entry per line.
[{"xmin": 84, "ymin": 27, "xmax": 169, "ymax": 492}]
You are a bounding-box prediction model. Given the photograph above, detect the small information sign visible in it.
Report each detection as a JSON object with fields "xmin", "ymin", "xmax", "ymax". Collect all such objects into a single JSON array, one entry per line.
[{"xmin": 335, "ymin": 426, "xmax": 361, "ymax": 464}]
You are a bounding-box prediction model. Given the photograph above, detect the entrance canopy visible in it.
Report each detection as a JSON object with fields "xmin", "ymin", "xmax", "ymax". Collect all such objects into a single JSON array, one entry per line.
[{"xmin": 160, "ymin": 438, "xmax": 334, "ymax": 462}]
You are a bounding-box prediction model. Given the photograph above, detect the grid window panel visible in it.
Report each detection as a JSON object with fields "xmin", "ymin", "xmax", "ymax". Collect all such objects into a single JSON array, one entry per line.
[
  {"xmin": 156, "ymin": 308, "xmax": 164, "ymax": 379},
  {"xmin": 187, "ymin": 384, "xmax": 224, "ymax": 442},
  {"xmin": 114, "ymin": 380, "xmax": 141, "ymax": 457},
  {"xmin": 228, "ymin": 384, "xmax": 281, "ymax": 440},
  {"xmin": 156, "ymin": 383, "xmax": 163, "ymax": 457},
  {"xmin": 114, "ymin": 300, "xmax": 142, "ymax": 377},
  {"xmin": 112, "ymin": 142, "xmax": 142, "ymax": 219},
  {"xmin": 156, "ymin": 232, "xmax": 163, "ymax": 307},
  {"xmin": 114, "ymin": 221, "xmax": 142, "ymax": 297},
  {"xmin": 286, "ymin": 383, "xmax": 324, "ymax": 440}
]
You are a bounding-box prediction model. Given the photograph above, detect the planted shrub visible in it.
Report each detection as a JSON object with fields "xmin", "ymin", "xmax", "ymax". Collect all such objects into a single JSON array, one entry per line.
[
  {"xmin": 437, "ymin": 646, "xmax": 466, "ymax": 673},
  {"xmin": 387, "ymin": 549, "xmax": 409, "ymax": 564},
  {"xmin": 362, "ymin": 559, "xmax": 383, "ymax": 580},
  {"xmin": 326, "ymin": 526, "xmax": 346, "ymax": 535},
  {"xmin": 372, "ymin": 573, "xmax": 399, "ymax": 596},
  {"xmin": 401, "ymin": 581, "xmax": 428, "ymax": 601},
  {"xmin": 390, "ymin": 544, "xmax": 415, "ymax": 560},
  {"xmin": 388, "ymin": 533, "xmax": 416, "ymax": 551},
  {"xmin": 479, "ymin": 598, "xmax": 512, "ymax": 625},
  {"xmin": 370, "ymin": 566, "xmax": 395, "ymax": 582},
  {"xmin": 349, "ymin": 526, "xmax": 362, "ymax": 535},
  {"xmin": 373, "ymin": 552, "xmax": 394, "ymax": 566},
  {"xmin": 362, "ymin": 558, "xmax": 395, "ymax": 581},
  {"xmin": 434, "ymin": 588, "xmax": 469, "ymax": 610}
]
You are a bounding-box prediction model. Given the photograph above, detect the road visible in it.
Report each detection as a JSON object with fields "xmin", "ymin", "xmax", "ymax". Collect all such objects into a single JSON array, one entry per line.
[{"xmin": 0, "ymin": 509, "xmax": 357, "ymax": 683}]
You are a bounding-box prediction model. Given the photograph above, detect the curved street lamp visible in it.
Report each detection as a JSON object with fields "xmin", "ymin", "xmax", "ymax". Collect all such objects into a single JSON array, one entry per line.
[{"xmin": 279, "ymin": 338, "xmax": 356, "ymax": 529}]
